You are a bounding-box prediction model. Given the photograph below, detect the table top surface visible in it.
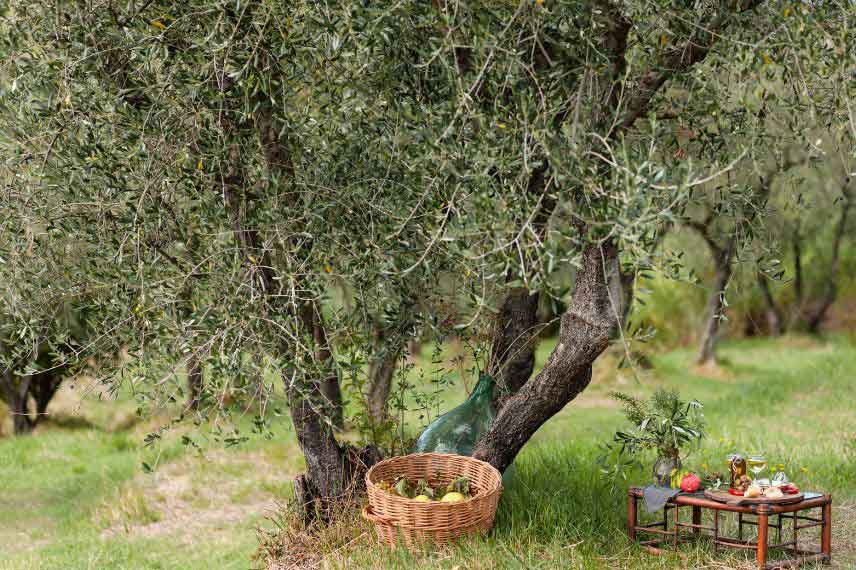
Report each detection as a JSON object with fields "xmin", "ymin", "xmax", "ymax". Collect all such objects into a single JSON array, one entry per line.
[{"xmin": 629, "ymin": 486, "xmax": 830, "ymax": 514}]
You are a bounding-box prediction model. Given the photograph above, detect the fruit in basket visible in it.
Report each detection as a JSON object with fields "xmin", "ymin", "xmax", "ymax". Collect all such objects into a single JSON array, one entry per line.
[
  {"xmin": 394, "ymin": 476, "xmax": 414, "ymax": 498},
  {"xmin": 680, "ymin": 473, "xmax": 701, "ymax": 493},
  {"xmin": 446, "ymin": 476, "xmax": 471, "ymax": 496},
  {"xmin": 414, "ymin": 478, "xmax": 435, "ymax": 500},
  {"xmin": 377, "ymin": 475, "xmax": 474, "ymax": 502}
]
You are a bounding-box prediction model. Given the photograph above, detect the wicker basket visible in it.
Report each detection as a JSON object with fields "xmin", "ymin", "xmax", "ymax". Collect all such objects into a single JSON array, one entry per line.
[{"xmin": 362, "ymin": 452, "xmax": 503, "ymax": 549}]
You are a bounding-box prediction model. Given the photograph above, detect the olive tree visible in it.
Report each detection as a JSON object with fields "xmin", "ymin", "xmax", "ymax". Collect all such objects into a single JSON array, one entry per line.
[{"xmin": 1, "ymin": 0, "xmax": 853, "ymax": 521}]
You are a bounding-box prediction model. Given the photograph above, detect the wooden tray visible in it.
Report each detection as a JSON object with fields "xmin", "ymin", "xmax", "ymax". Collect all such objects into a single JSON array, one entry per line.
[{"xmin": 704, "ymin": 488, "xmax": 804, "ymax": 506}]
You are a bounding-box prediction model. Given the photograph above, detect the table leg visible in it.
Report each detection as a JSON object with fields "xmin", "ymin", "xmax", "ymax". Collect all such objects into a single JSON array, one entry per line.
[
  {"xmin": 757, "ymin": 511, "xmax": 769, "ymax": 570},
  {"xmin": 673, "ymin": 503, "xmax": 679, "ymax": 548},
  {"xmin": 821, "ymin": 498, "xmax": 832, "ymax": 560},
  {"xmin": 713, "ymin": 509, "xmax": 719, "ymax": 553},
  {"xmin": 794, "ymin": 509, "xmax": 799, "ymax": 551},
  {"xmin": 738, "ymin": 512, "xmax": 743, "ymax": 542},
  {"xmin": 628, "ymin": 492, "xmax": 637, "ymax": 542},
  {"xmin": 692, "ymin": 506, "xmax": 701, "ymax": 538}
]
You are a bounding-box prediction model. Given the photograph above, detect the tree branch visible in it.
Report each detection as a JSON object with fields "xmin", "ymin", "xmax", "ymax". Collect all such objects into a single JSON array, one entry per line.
[{"xmin": 618, "ymin": 1, "xmax": 764, "ymax": 133}]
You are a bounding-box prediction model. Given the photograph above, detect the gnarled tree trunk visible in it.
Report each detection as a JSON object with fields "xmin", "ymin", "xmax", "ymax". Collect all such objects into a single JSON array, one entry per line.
[
  {"xmin": 365, "ymin": 321, "xmax": 403, "ymax": 424},
  {"xmin": 186, "ymin": 354, "xmax": 204, "ymax": 410},
  {"xmin": 30, "ymin": 371, "xmax": 62, "ymax": 420},
  {"xmin": 474, "ymin": 243, "xmax": 620, "ymax": 473},
  {"xmin": 757, "ymin": 272, "xmax": 783, "ymax": 336},
  {"xmin": 287, "ymin": 301, "xmax": 379, "ymax": 521},
  {"xmin": 804, "ymin": 181, "xmax": 852, "ymax": 334},
  {"xmin": 365, "ymin": 299, "xmax": 418, "ymax": 423},
  {"xmin": 691, "ymin": 158, "xmax": 801, "ymax": 362},
  {"xmin": 314, "ymin": 320, "xmax": 344, "ymax": 431},
  {"xmin": 790, "ymin": 225, "xmax": 804, "ymax": 328},
  {"xmin": 697, "ymin": 240, "xmax": 735, "ymax": 365},
  {"xmin": 1, "ymin": 343, "xmax": 67, "ymax": 435},
  {"xmin": 218, "ymin": 94, "xmax": 363, "ymax": 521},
  {"xmin": 489, "ymin": 287, "xmax": 542, "ymax": 410},
  {"xmin": 1, "ymin": 371, "xmax": 35, "ymax": 435}
]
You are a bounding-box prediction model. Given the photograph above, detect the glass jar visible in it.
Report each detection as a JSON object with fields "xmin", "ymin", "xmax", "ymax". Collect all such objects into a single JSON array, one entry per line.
[{"xmin": 728, "ymin": 454, "xmax": 747, "ymax": 489}]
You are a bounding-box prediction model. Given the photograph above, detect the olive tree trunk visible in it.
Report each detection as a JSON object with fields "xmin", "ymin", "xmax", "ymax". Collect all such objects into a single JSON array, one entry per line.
[
  {"xmin": 691, "ymin": 157, "xmax": 802, "ymax": 362},
  {"xmin": 1, "ymin": 372, "xmax": 35, "ymax": 435},
  {"xmin": 804, "ymin": 181, "xmax": 852, "ymax": 334},
  {"xmin": 1, "ymin": 343, "xmax": 66, "ymax": 435},
  {"xmin": 474, "ymin": 243, "xmax": 621, "ymax": 473},
  {"xmin": 314, "ymin": 321, "xmax": 344, "ymax": 431},
  {"xmin": 757, "ymin": 272, "xmax": 783, "ymax": 336},
  {"xmin": 789, "ymin": 225, "xmax": 804, "ymax": 328},
  {"xmin": 366, "ymin": 350, "xmax": 398, "ymax": 423},
  {"xmin": 488, "ymin": 286, "xmax": 542, "ymax": 410},
  {"xmin": 186, "ymin": 353, "xmax": 204, "ymax": 410},
  {"xmin": 697, "ymin": 252, "xmax": 734, "ymax": 365},
  {"xmin": 219, "ymin": 100, "xmax": 365, "ymax": 522},
  {"xmin": 29, "ymin": 371, "xmax": 62, "ymax": 420}
]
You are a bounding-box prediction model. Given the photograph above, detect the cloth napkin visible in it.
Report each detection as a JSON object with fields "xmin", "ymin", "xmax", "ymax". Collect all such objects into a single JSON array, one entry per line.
[{"xmin": 642, "ymin": 485, "xmax": 681, "ymax": 513}]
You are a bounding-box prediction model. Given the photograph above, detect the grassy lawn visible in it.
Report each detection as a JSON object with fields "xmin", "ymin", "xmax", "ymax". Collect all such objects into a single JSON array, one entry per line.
[
  {"xmin": 0, "ymin": 386, "xmax": 304, "ymax": 570},
  {"xmin": 2, "ymin": 335, "xmax": 855, "ymax": 568}
]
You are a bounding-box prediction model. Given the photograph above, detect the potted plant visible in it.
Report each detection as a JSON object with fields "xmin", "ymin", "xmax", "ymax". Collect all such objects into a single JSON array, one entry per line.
[{"xmin": 609, "ymin": 389, "xmax": 705, "ymax": 487}]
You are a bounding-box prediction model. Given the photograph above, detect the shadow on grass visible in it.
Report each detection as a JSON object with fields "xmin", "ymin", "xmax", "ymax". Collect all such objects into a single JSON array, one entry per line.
[
  {"xmin": 39, "ymin": 414, "xmax": 103, "ymax": 432},
  {"xmin": 35, "ymin": 410, "xmax": 139, "ymax": 434}
]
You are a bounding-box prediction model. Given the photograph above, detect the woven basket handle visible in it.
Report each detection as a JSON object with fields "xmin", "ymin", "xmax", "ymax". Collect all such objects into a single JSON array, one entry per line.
[{"xmin": 362, "ymin": 505, "xmax": 396, "ymax": 526}]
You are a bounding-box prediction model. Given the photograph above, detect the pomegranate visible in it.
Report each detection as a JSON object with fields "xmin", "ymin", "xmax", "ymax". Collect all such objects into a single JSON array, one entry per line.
[{"xmin": 680, "ymin": 473, "xmax": 701, "ymax": 493}]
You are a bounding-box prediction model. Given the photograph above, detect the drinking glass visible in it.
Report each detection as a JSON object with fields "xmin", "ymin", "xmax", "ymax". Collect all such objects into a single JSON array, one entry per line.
[{"xmin": 747, "ymin": 454, "xmax": 767, "ymax": 483}]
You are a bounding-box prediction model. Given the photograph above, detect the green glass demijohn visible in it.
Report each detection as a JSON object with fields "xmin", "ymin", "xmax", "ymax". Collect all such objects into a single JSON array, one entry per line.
[{"xmin": 413, "ymin": 373, "xmax": 496, "ymax": 456}]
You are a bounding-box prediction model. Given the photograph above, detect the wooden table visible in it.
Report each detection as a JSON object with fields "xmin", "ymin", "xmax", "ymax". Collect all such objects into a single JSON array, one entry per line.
[{"xmin": 628, "ymin": 486, "xmax": 832, "ymax": 569}]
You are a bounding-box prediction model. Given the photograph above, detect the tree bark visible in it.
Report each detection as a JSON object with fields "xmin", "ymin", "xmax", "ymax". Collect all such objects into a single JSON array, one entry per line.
[
  {"xmin": 485, "ymin": 5, "xmax": 631, "ymax": 407},
  {"xmin": 314, "ymin": 320, "xmax": 344, "ymax": 430},
  {"xmin": 186, "ymin": 353, "xmax": 203, "ymax": 410},
  {"xmin": 1, "ymin": 371, "xmax": 35, "ymax": 435},
  {"xmin": 254, "ymin": 104, "xmax": 346, "ymax": 429},
  {"xmin": 790, "ymin": 225, "xmax": 803, "ymax": 328},
  {"xmin": 489, "ymin": 287, "xmax": 541, "ymax": 410},
  {"xmin": 366, "ymin": 348, "xmax": 398, "ymax": 423},
  {"xmin": 483, "ymin": 0, "xmax": 753, "ymax": 407},
  {"xmin": 219, "ymin": 114, "xmax": 359, "ymax": 521},
  {"xmin": 30, "ymin": 372, "xmax": 62, "ymax": 419},
  {"xmin": 365, "ymin": 324, "xmax": 401, "ymax": 424},
  {"xmin": 697, "ymin": 240, "xmax": 734, "ymax": 366},
  {"xmin": 757, "ymin": 272, "xmax": 783, "ymax": 336},
  {"xmin": 365, "ymin": 298, "xmax": 418, "ymax": 423},
  {"xmin": 691, "ymin": 158, "xmax": 801, "ymax": 361},
  {"xmin": 805, "ymin": 183, "xmax": 852, "ymax": 333},
  {"xmin": 474, "ymin": 243, "xmax": 620, "ymax": 473}
]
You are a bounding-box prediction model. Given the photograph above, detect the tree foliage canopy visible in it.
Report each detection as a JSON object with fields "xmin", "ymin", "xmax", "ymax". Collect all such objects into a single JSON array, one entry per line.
[{"xmin": 1, "ymin": 0, "xmax": 854, "ymax": 507}]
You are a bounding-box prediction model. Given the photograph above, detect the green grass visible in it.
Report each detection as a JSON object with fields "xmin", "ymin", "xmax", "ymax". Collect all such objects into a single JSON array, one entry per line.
[
  {"xmin": 298, "ymin": 335, "xmax": 856, "ymax": 569},
  {"xmin": 2, "ymin": 335, "xmax": 855, "ymax": 568},
  {"xmin": 0, "ymin": 385, "xmax": 303, "ymax": 570}
]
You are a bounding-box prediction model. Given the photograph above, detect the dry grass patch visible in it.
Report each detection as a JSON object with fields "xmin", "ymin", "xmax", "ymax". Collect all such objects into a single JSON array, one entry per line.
[
  {"xmin": 99, "ymin": 447, "xmax": 294, "ymax": 545},
  {"xmin": 257, "ymin": 502, "xmax": 373, "ymax": 570},
  {"xmin": 691, "ymin": 360, "xmax": 737, "ymax": 382}
]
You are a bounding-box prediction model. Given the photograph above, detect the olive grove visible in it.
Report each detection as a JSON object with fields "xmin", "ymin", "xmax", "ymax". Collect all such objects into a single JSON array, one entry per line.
[{"xmin": 1, "ymin": 0, "xmax": 853, "ymax": 522}]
